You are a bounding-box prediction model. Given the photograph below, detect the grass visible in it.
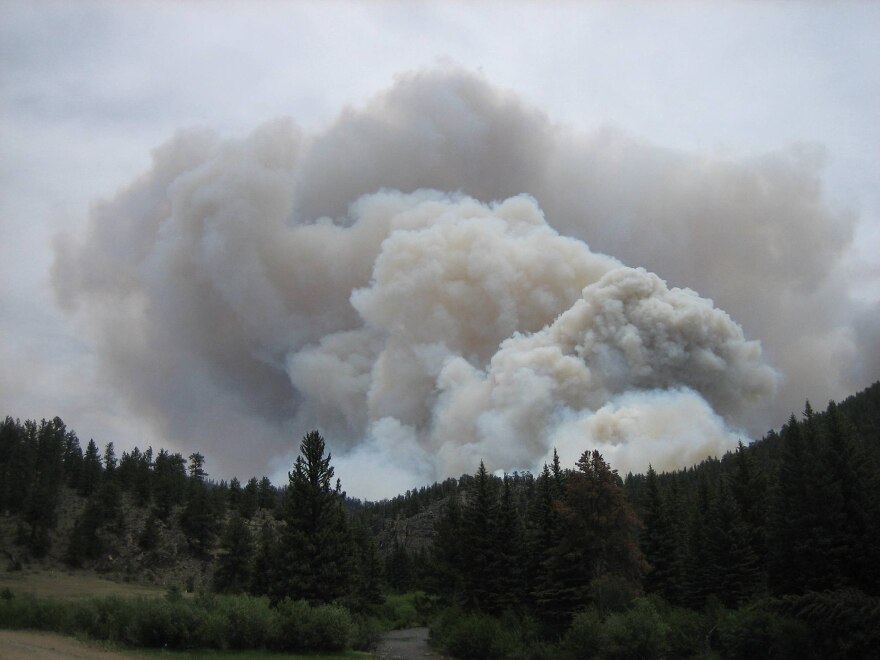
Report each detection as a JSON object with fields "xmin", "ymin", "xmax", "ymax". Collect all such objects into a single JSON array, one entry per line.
[
  {"xmin": 131, "ymin": 650, "xmax": 373, "ymax": 659},
  {"xmin": 0, "ymin": 569, "xmax": 166, "ymax": 600}
]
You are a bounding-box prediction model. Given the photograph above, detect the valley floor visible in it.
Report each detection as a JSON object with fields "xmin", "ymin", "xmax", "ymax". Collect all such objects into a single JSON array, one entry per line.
[{"xmin": 0, "ymin": 629, "xmax": 136, "ymax": 659}]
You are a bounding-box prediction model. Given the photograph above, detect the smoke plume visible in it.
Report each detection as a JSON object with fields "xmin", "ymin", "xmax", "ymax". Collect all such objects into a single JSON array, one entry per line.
[{"xmin": 53, "ymin": 67, "xmax": 868, "ymax": 496}]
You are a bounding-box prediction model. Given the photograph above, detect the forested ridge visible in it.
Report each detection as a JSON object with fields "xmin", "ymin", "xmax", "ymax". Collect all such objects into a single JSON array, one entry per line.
[{"xmin": 1, "ymin": 381, "xmax": 879, "ymax": 658}]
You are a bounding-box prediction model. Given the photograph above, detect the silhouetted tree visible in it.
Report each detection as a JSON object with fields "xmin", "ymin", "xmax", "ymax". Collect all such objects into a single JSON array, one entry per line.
[{"xmin": 271, "ymin": 430, "xmax": 353, "ymax": 605}]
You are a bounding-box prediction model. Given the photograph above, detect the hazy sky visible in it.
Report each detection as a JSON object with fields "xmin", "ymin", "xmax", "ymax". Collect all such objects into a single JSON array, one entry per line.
[{"xmin": 1, "ymin": 1, "xmax": 878, "ymax": 499}]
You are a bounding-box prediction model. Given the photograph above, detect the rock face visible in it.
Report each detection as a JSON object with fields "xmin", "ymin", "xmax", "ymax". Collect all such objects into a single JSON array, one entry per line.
[{"xmin": 375, "ymin": 497, "xmax": 448, "ymax": 556}]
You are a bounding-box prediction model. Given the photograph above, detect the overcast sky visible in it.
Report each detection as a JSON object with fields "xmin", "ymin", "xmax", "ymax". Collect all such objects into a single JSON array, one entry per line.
[{"xmin": 1, "ymin": 1, "xmax": 878, "ymax": 499}]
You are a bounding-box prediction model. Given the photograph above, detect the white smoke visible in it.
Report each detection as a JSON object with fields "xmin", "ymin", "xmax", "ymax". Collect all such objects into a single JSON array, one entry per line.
[{"xmin": 54, "ymin": 67, "xmax": 867, "ymax": 497}]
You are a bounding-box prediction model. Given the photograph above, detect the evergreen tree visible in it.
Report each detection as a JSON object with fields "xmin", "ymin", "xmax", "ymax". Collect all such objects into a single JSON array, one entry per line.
[
  {"xmin": 257, "ymin": 476, "xmax": 275, "ymax": 510},
  {"xmin": 767, "ymin": 414, "xmax": 810, "ymax": 595},
  {"xmin": 102, "ymin": 441, "xmax": 117, "ymax": 479},
  {"xmin": 213, "ymin": 511, "xmax": 253, "ymax": 594},
  {"xmin": 642, "ymin": 465, "xmax": 681, "ymax": 602},
  {"xmin": 350, "ymin": 521, "xmax": 384, "ymax": 610},
  {"xmin": 62, "ymin": 430, "xmax": 83, "ymax": 489},
  {"xmin": 79, "ymin": 439, "xmax": 102, "ymax": 497},
  {"xmin": 490, "ymin": 474, "xmax": 523, "ymax": 612},
  {"xmin": 527, "ymin": 462, "xmax": 564, "ymax": 615},
  {"xmin": 386, "ymin": 538, "xmax": 412, "ymax": 593},
  {"xmin": 180, "ymin": 452, "xmax": 215, "ymax": 555},
  {"xmin": 707, "ymin": 474, "xmax": 761, "ymax": 607},
  {"xmin": 152, "ymin": 449, "xmax": 186, "ymax": 520},
  {"xmin": 138, "ymin": 510, "xmax": 160, "ymax": 551},
  {"xmin": 0, "ymin": 418, "xmax": 33, "ymax": 514},
  {"xmin": 460, "ymin": 461, "xmax": 499, "ymax": 611},
  {"xmin": 241, "ymin": 477, "xmax": 259, "ymax": 519},
  {"xmin": 540, "ymin": 450, "xmax": 646, "ymax": 624},
  {"xmin": 681, "ymin": 473, "xmax": 714, "ymax": 609},
  {"xmin": 228, "ymin": 476, "xmax": 242, "ymax": 510},
  {"xmin": 250, "ymin": 521, "xmax": 277, "ymax": 596},
  {"xmin": 429, "ymin": 490, "xmax": 464, "ymax": 603},
  {"xmin": 25, "ymin": 418, "xmax": 66, "ymax": 556},
  {"xmin": 271, "ymin": 430, "xmax": 353, "ymax": 605}
]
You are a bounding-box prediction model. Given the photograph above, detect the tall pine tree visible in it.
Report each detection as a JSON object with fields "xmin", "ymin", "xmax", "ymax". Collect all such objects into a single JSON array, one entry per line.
[{"xmin": 271, "ymin": 430, "xmax": 353, "ymax": 605}]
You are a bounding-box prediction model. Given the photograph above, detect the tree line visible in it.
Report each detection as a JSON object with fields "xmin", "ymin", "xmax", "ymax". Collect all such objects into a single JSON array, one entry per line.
[{"xmin": 2, "ymin": 381, "xmax": 879, "ymax": 658}]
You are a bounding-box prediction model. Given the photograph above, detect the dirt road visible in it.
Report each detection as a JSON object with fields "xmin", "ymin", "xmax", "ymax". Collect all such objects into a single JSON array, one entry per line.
[
  {"xmin": 0, "ymin": 630, "xmax": 137, "ymax": 659},
  {"xmin": 375, "ymin": 626, "xmax": 447, "ymax": 659}
]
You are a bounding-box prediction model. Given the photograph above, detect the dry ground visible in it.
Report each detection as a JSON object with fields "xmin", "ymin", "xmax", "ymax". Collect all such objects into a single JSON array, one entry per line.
[
  {"xmin": 0, "ymin": 569, "xmax": 166, "ymax": 600},
  {"xmin": 0, "ymin": 630, "xmax": 137, "ymax": 659},
  {"xmin": 374, "ymin": 628, "xmax": 446, "ymax": 659}
]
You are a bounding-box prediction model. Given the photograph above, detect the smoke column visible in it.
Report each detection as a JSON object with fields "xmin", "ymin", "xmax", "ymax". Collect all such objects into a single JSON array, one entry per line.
[{"xmin": 53, "ymin": 67, "xmax": 869, "ymax": 497}]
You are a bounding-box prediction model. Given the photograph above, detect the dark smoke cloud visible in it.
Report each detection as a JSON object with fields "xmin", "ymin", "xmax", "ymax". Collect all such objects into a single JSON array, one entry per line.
[{"xmin": 53, "ymin": 67, "xmax": 868, "ymax": 494}]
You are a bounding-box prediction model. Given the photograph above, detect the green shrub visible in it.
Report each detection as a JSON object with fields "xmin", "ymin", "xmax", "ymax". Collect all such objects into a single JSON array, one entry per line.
[
  {"xmin": 382, "ymin": 592, "xmax": 420, "ymax": 628},
  {"xmin": 589, "ymin": 574, "xmax": 640, "ymax": 613},
  {"xmin": 431, "ymin": 607, "xmax": 511, "ymax": 659},
  {"xmin": 601, "ymin": 598, "xmax": 669, "ymax": 660},
  {"xmin": 659, "ymin": 602, "xmax": 710, "ymax": 658},
  {"xmin": 77, "ymin": 597, "xmax": 137, "ymax": 642},
  {"xmin": 350, "ymin": 614, "xmax": 383, "ymax": 651},
  {"xmin": 210, "ymin": 594, "xmax": 275, "ymax": 650},
  {"xmin": 561, "ymin": 609, "xmax": 603, "ymax": 660},
  {"xmin": 716, "ymin": 604, "xmax": 812, "ymax": 660},
  {"xmin": 0, "ymin": 592, "xmax": 74, "ymax": 633},
  {"xmin": 775, "ymin": 589, "xmax": 880, "ymax": 660},
  {"xmin": 124, "ymin": 598, "xmax": 209, "ymax": 649},
  {"xmin": 272, "ymin": 598, "xmax": 352, "ymax": 652}
]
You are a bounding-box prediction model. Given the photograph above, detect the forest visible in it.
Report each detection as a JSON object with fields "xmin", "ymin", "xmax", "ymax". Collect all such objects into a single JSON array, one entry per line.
[{"xmin": 1, "ymin": 381, "xmax": 879, "ymax": 658}]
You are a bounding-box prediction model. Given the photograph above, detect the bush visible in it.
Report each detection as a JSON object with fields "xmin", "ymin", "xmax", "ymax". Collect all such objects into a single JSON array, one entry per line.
[
  {"xmin": 659, "ymin": 602, "xmax": 710, "ymax": 658},
  {"xmin": 716, "ymin": 604, "xmax": 812, "ymax": 660},
  {"xmin": 431, "ymin": 607, "xmax": 512, "ymax": 659},
  {"xmin": 561, "ymin": 609, "xmax": 604, "ymax": 659},
  {"xmin": 273, "ymin": 598, "xmax": 352, "ymax": 652},
  {"xmin": 123, "ymin": 598, "xmax": 208, "ymax": 649},
  {"xmin": 350, "ymin": 614, "xmax": 383, "ymax": 651},
  {"xmin": 210, "ymin": 594, "xmax": 275, "ymax": 650},
  {"xmin": 589, "ymin": 574, "xmax": 640, "ymax": 613},
  {"xmin": 0, "ymin": 592, "xmax": 74, "ymax": 633},
  {"xmin": 601, "ymin": 598, "xmax": 669, "ymax": 660},
  {"xmin": 69, "ymin": 597, "xmax": 136, "ymax": 643},
  {"xmin": 775, "ymin": 589, "xmax": 880, "ymax": 659}
]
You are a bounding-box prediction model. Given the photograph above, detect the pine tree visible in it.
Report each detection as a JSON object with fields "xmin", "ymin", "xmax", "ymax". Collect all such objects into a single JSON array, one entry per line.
[
  {"xmin": 429, "ymin": 489, "xmax": 464, "ymax": 604},
  {"xmin": 350, "ymin": 521, "xmax": 384, "ymax": 610},
  {"xmin": 271, "ymin": 430, "xmax": 353, "ymax": 605},
  {"xmin": 180, "ymin": 452, "xmax": 216, "ymax": 555},
  {"xmin": 706, "ymin": 474, "xmax": 761, "ymax": 607},
  {"xmin": 540, "ymin": 450, "xmax": 646, "ymax": 623},
  {"xmin": 527, "ymin": 462, "xmax": 564, "ymax": 616},
  {"xmin": 257, "ymin": 476, "xmax": 275, "ymax": 510},
  {"xmin": 241, "ymin": 477, "xmax": 259, "ymax": 519},
  {"xmin": 25, "ymin": 418, "xmax": 66, "ymax": 556},
  {"xmin": 490, "ymin": 474, "xmax": 523, "ymax": 612},
  {"xmin": 767, "ymin": 414, "xmax": 811, "ymax": 595},
  {"xmin": 386, "ymin": 538, "xmax": 412, "ymax": 593},
  {"xmin": 681, "ymin": 473, "xmax": 714, "ymax": 609},
  {"xmin": 250, "ymin": 521, "xmax": 277, "ymax": 596},
  {"xmin": 642, "ymin": 465, "xmax": 681, "ymax": 601},
  {"xmin": 79, "ymin": 439, "xmax": 102, "ymax": 497},
  {"xmin": 152, "ymin": 449, "xmax": 186, "ymax": 520},
  {"xmin": 460, "ymin": 461, "xmax": 499, "ymax": 610},
  {"xmin": 214, "ymin": 511, "xmax": 253, "ymax": 594},
  {"xmin": 138, "ymin": 510, "xmax": 160, "ymax": 551}
]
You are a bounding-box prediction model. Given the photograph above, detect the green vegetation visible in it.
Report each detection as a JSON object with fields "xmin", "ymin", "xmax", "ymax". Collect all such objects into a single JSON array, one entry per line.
[
  {"xmin": 1, "ymin": 381, "xmax": 879, "ymax": 657},
  {"xmin": 0, "ymin": 589, "xmax": 368, "ymax": 653}
]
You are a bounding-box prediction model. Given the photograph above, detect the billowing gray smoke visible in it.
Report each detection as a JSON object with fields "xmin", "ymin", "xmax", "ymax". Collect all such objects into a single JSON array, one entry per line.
[{"xmin": 53, "ymin": 67, "xmax": 868, "ymax": 496}]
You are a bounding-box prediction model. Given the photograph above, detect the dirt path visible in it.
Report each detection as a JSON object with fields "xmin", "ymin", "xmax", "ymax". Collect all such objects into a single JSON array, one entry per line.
[
  {"xmin": 375, "ymin": 626, "xmax": 447, "ymax": 659},
  {"xmin": 0, "ymin": 630, "xmax": 137, "ymax": 659}
]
